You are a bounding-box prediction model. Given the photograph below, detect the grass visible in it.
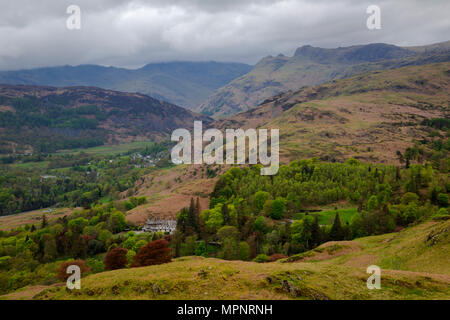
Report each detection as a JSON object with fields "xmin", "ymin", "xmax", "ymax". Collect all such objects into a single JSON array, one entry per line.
[
  {"xmin": 10, "ymin": 161, "xmax": 49, "ymax": 170},
  {"xmin": 4, "ymin": 219, "xmax": 448, "ymax": 300},
  {"xmin": 317, "ymin": 208, "xmax": 358, "ymax": 225},
  {"xmin": 294, "ymin": 207, "xmax": 358, "ymax": 225},
  {"xmin": 56, "ymin": 141, "xmax": 157, "ymax": 156}
]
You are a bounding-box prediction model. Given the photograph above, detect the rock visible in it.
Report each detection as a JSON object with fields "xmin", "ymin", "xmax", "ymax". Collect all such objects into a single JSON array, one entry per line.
[
  {"xmin": 152, "ymin": 283, "xmax": 168, "ymax": 295},
  {"xmin": 197, "ymin": 269, "xmax": 208, "ymax": 278},
  {"xmin": 280, "ymin": 280, "xmax": 330, "ymax": 300},
  {"xmin": 111, "ymin": 285, "xmax": 120, "ymax": 295}
]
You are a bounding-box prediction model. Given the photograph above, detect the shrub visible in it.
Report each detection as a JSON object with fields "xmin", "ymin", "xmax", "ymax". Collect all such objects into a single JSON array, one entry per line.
[
  {"xmin": 269, "ymin": 254, "xmax": 288, "ymax": 262},
  {"xmin": 133, "ymin": 240, "xmax": 148, "ymax": 252},
  {"xmin": 56, "ymin": 260, "xmax": 90, "ymax": 282},
  {"xmin": 253, "ymin": 254, "xmax": 270, "ymax": 263},
  {"xmin": 104, "ymin": 247, "xmax": 128, "ymax": 270},
  {"xmin": 86, "ymin": 259, "xmax": 104, "ymax": 273},
  {"xmin": 131, "ymin": 239, "xmax": 172, "ymax": 268},
  {"xmin": 401, "ymin": 192, "xmax": 419, "ymax": 205}
]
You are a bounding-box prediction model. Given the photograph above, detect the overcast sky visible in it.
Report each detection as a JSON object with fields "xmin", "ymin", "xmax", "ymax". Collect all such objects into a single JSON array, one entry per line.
[{"xmin": 0, "ymin": 0, "xmax": 449, "ymax": 70}]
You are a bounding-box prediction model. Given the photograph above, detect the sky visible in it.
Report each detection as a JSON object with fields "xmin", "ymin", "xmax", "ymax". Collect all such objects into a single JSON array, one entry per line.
[{"xmin": 0, "ymin": 0, "xmax": 449, "ymax": 70}]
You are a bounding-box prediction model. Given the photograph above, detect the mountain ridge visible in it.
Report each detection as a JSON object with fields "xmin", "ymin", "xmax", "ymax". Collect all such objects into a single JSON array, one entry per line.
[
  {"xmin": 212, "ymin": 61, "xmax": 450, "ymax": 163},
  {"xmin": 0, "ymin": 61, "xmax": 252, "ymax": 110},
  {"xmin": 0, "ymin": 83, "xmax": 212, "ymax": 154},
  {"xmin": 199, "ymin": 41, "xmax": 450, "ymax": 118}
]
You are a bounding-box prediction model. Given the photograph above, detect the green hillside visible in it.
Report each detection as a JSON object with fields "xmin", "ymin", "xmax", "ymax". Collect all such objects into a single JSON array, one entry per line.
[
  {"xmin": 0, "ymin": 84, "xmax": 211, "ymax": 154},
  {"xmin": 4, "ymin": 219, "xmax": 448, "ymax": 300}
]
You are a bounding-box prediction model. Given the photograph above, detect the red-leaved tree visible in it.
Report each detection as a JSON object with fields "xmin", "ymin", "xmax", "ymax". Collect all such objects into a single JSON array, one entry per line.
[
  {"xmin": 104, "ymin": 247, "xmax": 128, "ymax": 270},
  {"xmin": 131, "ymin": 239, "xmax": 172, "ymax": 268}
]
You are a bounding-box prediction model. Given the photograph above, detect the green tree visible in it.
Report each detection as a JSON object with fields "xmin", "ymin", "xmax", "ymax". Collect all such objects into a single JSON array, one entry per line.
[
  {"xmin": 270, "ymin": 198, "xmax": 285, "ymax": 220},
  {"xmin": 329, "ymin": 213, "xmax": 344, "ymax": 241},
  {"xmin": 437, "ymin": 193, "xmax": 448, "ymax": 207},
  {"xmin": 239, "ymin": 241, "xmax": 250, "ymax": 261},
  {"xmin": 254, "ymin": 191, "xmax": 270, "ymax": 212}
]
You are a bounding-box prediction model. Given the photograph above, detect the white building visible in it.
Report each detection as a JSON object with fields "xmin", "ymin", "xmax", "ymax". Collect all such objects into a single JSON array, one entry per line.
[{"xmin": 142, "ymin": 219, "xmax": 177, "ymax": 234}]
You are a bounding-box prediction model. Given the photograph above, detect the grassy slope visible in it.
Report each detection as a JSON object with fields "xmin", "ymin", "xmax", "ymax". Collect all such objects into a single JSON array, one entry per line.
[
  {"xmin": 7, "ymin": 219, "xmax": 448, "ymax": 300},
  {"xmin": 124, "ymin": 164, "xmax": 226, "ymax": 225},
  {"xmin": 214, "ymin": 62, "xmax": 450, "ymax": 163}
]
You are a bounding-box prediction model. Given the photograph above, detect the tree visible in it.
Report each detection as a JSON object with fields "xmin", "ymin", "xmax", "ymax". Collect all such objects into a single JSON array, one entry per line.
[
  {"xmin": 217, "ymin": 226, "xmax": 239, "ymax": 241},
  {"xmin": 108, "ymin": 211, "xmax": 127, "ymax": 233},
  {"xmin": 171, "ymin": 230, "xmax": 183, "ymax": 258},
  {"xmin": 104, "ymin": 247, "xmax": 128, "ymax": 270},
  {"xmin": 329, "ymin": 213, "xmax": 344, "ymax": 241},
  {"xmin": 401, "ymin": 192, "xmax": 419, "ymax": 205},
  {"xmin": 131, "ymin": 239, "xmax": 172, "ymax": 267},
  {"xmin": 222, "ymin": 203, "xmax": 230, "ymax": 225},
  {"xmin": 367, "ymin": 196, "xmax": 379, "ymax": 211},
  {"xmin": 254, "ymin": 191, "xmax": 270, "ymax": 212},
  {"xmin": 195, "ymin": 197, "xmax": 201, "ymax": 215},
  {"xmin": 42, "ymin": 234, "xmax": 57, "ymax": 262},
  {"xmin": 187, "ymin": 198, "xmax": 199, "ymax": 233},
  {"xmin": 56, "ymin": 260, "xmax": 90, "ymax": 282},
  {"xmin": 41, "ymin": 214, "xmax": 48, "ymax": 228},
  {"xmin": 271, "ymin": 198, "xmax": 285, "ymax": 220},
  {"xmin": 184, "ymin": 235, "xmax": 197, "ymax": 256},
  {"xmin": 437, "ymin": 193, "xmax": 449, "ymax": 208},
  {"xmin": 217, "ymin": 226, "xmax": 240, "ymax": 260},
  {"xmin": 310, "ymin": 215, "xmax": 321, "ymax": 247},
  {"xmin": 254, "ymin": 216, "xmax": 268, "ymax": 234},
  {"xmin": 350, "ymin": 212, "xmax": 366, "ymax": 238},
  {"xmin": 239, "ymin": 241, "xmax": 250, "ymax": 261},
  {"xmin": 133, "ymin": 240, "xmax": 147, "ymax": 252}
]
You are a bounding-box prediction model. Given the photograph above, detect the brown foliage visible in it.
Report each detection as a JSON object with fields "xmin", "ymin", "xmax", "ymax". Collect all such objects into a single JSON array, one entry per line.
[
  {"xmin": 104, "ymin": 247, "xmax": 128, "ymax": 270},
  {"xmin": 56, "ymin": 260, "xmax": 90, "ymax": 281},
  {"xmin": 269, "ymin": 254, "xmax": 288, "ymax": 262},
  {"xmin": 131, "ymin": 239, "xmax": 172, "ymax": 268}
]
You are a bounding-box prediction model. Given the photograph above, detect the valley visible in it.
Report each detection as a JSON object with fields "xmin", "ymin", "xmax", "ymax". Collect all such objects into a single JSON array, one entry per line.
[{"xmin": 0, "ymin": 40, "xmax": 448, "ymax": 302}]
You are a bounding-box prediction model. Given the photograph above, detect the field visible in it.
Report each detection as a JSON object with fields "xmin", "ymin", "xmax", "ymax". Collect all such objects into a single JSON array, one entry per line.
[
  {"xmin": 0, "ymin": 208, "xmax": 73, "ymax": 231},
  {"xmin": 56, "ymin": 141, "xmax": 158, "ymax": 156},
  {"xmin": 294, "ymin": 208, "xmax": 358, "ymax": 225}
]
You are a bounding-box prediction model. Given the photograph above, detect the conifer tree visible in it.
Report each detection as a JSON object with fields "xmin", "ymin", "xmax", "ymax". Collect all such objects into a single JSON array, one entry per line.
[
  {"xmin": 222, "ymin": 203, "xmax": 230, "ymax": 225},
  {"xmin": 187, "ymin": 198, "xmax": 199, "ymax": 233},
  {"xmin": 41, "ymin": 214, "xmax": 47, "ymax": 228},
  {"xmin": 311, "ymin": 215, "xmax": 321, "ymax": 247},
  {"xmin": 329, "ymin": 213, "xmax": 344, "ymax": 241}
]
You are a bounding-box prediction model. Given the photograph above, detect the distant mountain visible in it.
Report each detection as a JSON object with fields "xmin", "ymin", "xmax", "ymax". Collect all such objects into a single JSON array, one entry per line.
[
  {"xmin": 0, "ymin": 61, "xmax": 252, "ymax": 110},
  {"xmin": 213, "ymin": 61, "xmax": 450, "ymax": 163},
  {"xmin": 0, "ymin": 84, "xmax": 212, "ymax": 154},
  {"xmin": 199, "ymin": 41, "xmax": 450, "ymax": 118}
]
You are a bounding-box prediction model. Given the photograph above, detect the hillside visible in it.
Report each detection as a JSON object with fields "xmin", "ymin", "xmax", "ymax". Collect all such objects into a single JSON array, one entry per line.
[
  {"xmin": 213, "ymin": 62, "xmax": 450, "ymax": 163},
  {"xmin": 0, "ymin": 84, "xmax": 211, "ymax": 154},
  {"xmin": 0, "ymin": 61, "xmax": 252, "ymax": 110},
  {"xmin": 5, "ymin": 219, "xmax": 448, "ymax": 300},
  {"xmin": 199, "ymin": 41, "xmax": 450, "ymax": 118}
]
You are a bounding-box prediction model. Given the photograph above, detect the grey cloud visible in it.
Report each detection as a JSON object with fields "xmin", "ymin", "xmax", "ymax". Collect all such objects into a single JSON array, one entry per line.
[{"xmin": 0, "ymin": 0, "xmax": 448, "ymax": 70}]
